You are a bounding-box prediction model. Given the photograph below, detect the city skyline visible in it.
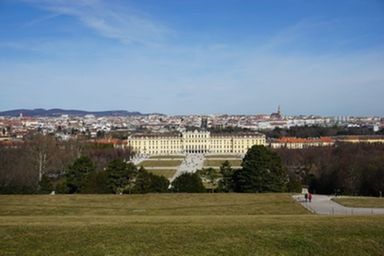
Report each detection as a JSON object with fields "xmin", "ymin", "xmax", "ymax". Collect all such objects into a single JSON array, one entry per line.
[
  {"xmin": 0, "ymin": 106, "xmax": 383, "ymax": 118},
  {"xmin": 1, "ymin": 0, "xmax": 384, "ymax": 116}
]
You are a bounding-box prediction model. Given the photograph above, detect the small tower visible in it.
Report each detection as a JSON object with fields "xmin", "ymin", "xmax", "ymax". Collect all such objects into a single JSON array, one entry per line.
[
  {"xmin": 200, "ymin": 117, "xmax": 208, "ymax": 130},
  {"xmin": 270, "ymin": 105, "xmax": 282, "ymax": 120}
]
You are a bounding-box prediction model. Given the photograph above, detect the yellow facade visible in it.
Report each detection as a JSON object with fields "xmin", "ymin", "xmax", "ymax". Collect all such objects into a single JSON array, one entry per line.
[
  {"xmin": 336, "ymin": 136, "xmax": 384, "ymax": 144},
  {"xmin": 127, "ymin": 130, "xmax": 266, "ymax": 155}
]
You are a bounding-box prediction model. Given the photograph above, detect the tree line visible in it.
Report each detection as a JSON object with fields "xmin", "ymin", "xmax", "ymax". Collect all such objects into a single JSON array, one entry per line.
[
  {"xmin": 42, "ymin": 156, "xmax": 170, "ymax": 194},
  {"xmin": 24, "ymin": 145, "xmax": 293, "ymax": 194},
  {"xmin": 1, "ymin": 134, "xmax": 383, "ymax": 195},
  {"xmin": 275, "ymin": 143, "xmax": 384, "ymax": 196},
  {"xmin": 0, "ymin": 134, "xmax": 133, "ymax": 194}
]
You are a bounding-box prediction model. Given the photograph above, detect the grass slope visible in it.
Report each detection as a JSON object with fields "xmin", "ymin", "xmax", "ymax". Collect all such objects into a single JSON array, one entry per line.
[
  {"xmin": 203, "ymin": 159, "xmax": 242, "ymax": 167},
  {"xmin": 139, "ymin": 160, "xmax": 182, "ymax": 168},
  {"xmin": 333, "ymin": 197, "xmax": 384, "ymax": 208},
  {"xmin": 1, "ymin": 194, "xmax": 384, "ymax": 255}
]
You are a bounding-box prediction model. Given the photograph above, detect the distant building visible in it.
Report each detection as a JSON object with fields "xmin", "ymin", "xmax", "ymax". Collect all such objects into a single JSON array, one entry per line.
[
  {"xmin": 270, "ymin": 105, "xmax": 283, "ymax": 120},
  {"xmin": 336, "ymin": 135, "xmax": 384, "ymax": 144},
  {"xmin": 270, "ymin": 137, "xmax": 335, "ymax": 149},
  {"xmin": 90, "ymin": 138, "xmax": 127, "ymax": 148},
  {"xmin": 127, "ymin": 130, "xmax": 266, "ymax": 155}
]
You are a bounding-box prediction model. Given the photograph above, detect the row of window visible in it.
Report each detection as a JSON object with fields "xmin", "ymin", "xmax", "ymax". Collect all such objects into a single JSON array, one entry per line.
[
  {"xmin": 142, "ymin": 148, "xmax": 249, "ymax": 154},
  {"xmin": 130, "ymin": 139, "xmax": 264, "ymax": 145},
  {"xmin": 136, "ymin": 144, "xmax": 255, "ymax": 151},
  {"xmin": 183, "ymin": 134, "xmax": 209, "ymax": 139}
]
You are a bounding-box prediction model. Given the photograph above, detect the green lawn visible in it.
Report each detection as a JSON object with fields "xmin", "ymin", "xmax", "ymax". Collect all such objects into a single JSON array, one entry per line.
[
  {"xmin": 1, "ymin": 194, "xmax": 384, "ymax": 255},
  {"xmin": 139, "ymin": 160, "xmax": 183, "ymax": 168},
  {"xmin": 333, "ymin": 197, "xmax": 384, "ymax": 208},
  {"xmin": 147, "ymin": 169, "xmax": 177, "ymax": 179},
  {"xmin": 203, "ymin": 159, "xmax": 242, "ymax": 167}
]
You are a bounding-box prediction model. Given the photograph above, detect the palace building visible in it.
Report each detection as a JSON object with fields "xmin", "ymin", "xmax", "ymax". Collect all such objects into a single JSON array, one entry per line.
[{"xmin": 127, "ymin": 130, "xmax": 266, "ymax": 155}]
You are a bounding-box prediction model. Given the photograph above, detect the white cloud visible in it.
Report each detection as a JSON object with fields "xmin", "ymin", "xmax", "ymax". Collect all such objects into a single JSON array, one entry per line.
[{"xmin": 21, "ymin": 0, "xmax": 171, "ymax": 45}]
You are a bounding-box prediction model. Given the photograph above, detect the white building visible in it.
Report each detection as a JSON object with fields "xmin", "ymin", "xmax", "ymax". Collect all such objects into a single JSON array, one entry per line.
[{"xmin": 127, "ymin": 130, "xmax": 266, "ymax": 155}]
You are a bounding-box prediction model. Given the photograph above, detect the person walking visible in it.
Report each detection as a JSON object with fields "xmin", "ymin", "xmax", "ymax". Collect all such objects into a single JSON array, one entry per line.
[
  {"xmin": 308, "ymin": 192, "xmax": 312, "ymax": 202},
  {"xmin": 304, "ymin": 193, "xmax": 308, "ymax": 202}
]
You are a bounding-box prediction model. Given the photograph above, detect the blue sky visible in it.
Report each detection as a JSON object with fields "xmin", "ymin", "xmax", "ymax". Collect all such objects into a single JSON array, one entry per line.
[{"xmin": 1, "ymin": 0, "xmax": 383, "ymax": 116}]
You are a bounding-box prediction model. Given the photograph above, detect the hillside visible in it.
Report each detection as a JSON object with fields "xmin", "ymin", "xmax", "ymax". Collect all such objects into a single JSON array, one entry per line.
[
  {"xmin": 0, "ymin": 108, "xmax": 163, "ymax": 117},
  {"xmin": 1, "ymin": 194, "xmax": 384, "ymax": 255}
]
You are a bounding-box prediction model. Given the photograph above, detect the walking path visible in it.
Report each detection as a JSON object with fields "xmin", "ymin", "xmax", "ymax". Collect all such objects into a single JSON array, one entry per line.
[
  {"xmin": 293, "ymin": 194, "xmax": 384, "ymax": 215},
  {"xmin": 170, "ymin": 153, "xmax": 204, "ymax": 182}
]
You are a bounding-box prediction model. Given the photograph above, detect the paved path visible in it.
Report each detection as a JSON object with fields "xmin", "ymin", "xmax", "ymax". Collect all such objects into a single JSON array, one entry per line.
[
  {"xmin": 170, "ymin": 153, "xmax": 204, "ymax": 182},
  {"xmin": 293, "ymin": 194, "xmax": 384, "ymax": 215}
]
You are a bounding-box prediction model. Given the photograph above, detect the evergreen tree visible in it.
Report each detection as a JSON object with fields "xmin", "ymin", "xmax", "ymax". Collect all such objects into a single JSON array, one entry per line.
[
  {"xmin": 38, "ymin": 174, "xmax": 53, "ymax": 194},
  {"xmin": 148, "ymin": 173, "xmax": 169, "ymax": 193},
  {"xmin": 171, "ymin": 173, "xmax": 205, "ymax": 193},
  {"xmin": 133, "ymin": 168, "xmax": 170, "ymax": 193},
  {"xmin": 106, "ymin": 159, "xmax": 137, "ymax": 194},
  {"xmin": 81, "ymin": 171, "xmax": 112, "ymax": 194},
  {"xmin": 66, "ymin": 156, "xmax": 96, "ymax": 193},
  {"xmin": 218, "ymin": 161, "xmax": 235, "ymax": 192},
  {"xmin": 237, "ymin": 145, "xmax": 287, "ymax": 192},
  {"xmin": 132, "ymin": 167, "xmax": 152, "ymax": 193}
]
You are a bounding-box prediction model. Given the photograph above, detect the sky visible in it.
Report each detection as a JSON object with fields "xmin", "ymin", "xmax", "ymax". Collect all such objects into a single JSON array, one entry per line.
[{"xmin": 0, "ymin": 0, "xmax": 383, "ymax": 116}]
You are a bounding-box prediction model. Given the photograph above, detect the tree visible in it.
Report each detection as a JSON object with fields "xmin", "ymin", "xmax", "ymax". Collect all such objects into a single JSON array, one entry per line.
[
  {"xmin": 81, "ymin": 171, "xmax": 112, "ymax": 194},
  {"xmin": 0, "ymin": 146, "xmax": 37, "ymax": 194},
  {"xmin": 286, "ymin": 172, "xmax": 302, "ymax": 193},
  {"xmin": 133, "ymin": 168, "xmax": 170, "ymax": 193},
  {"xmin": 38, "ymin": 174, "xmax": 53, "ymax": 194},
  {"xmin": 237, "ymin": 145, "xmax": 287, "ymax": 192},
  {"xmin": 171, "ymin": 173, "xmax": 205, "ymax": 193},
  {"xmin": 218, "ymin": 161, "xmax": 235, "ymax": 192},
  {"xmin": 66, "ymin": 156, "xmax": 96, "ymax": 193},
  {"xmin": 25, "ymin": 134, "xmax": 58, "ymax": 183},
  {"xmin": 84, "ymin": 144, "xmax": 133, "ymax": 172},
  {"xmin": 106, "ymin": 159, "xmax": 137, "ymax": 194},
  {"xmin": 148, "ymin": 173, "xmax": 170, "ymax": 193},
  {"xmin": 197, "ymin": 168, "xmax": 221, "ymax": 192},
  {"xmin": 132, "ymin": 167, "xmax": 152, "ymax": 193}
]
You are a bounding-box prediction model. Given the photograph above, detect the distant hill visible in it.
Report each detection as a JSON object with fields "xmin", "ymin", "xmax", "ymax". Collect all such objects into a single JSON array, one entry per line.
[{"xmin": 0, "ymin": 108, "xmax": 162, "ymax": 117}]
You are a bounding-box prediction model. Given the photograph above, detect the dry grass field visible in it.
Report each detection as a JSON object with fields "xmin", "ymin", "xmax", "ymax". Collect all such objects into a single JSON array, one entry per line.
[{"xmin": 1, "ymin": 194, "xmax": 384, "ymax": 255}]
